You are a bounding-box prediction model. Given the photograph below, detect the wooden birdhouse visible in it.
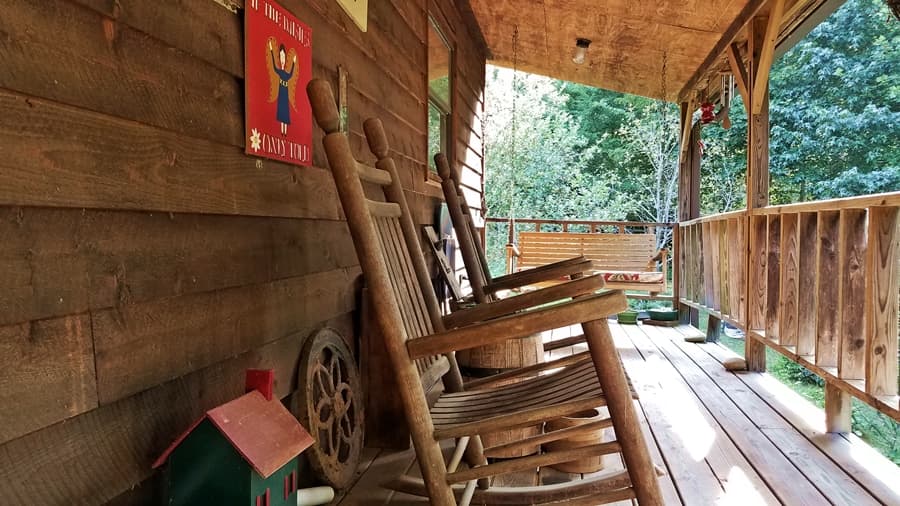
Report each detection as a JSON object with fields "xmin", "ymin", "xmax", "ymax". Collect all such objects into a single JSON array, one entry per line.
[{"xmin": 153, "ymin": 370, "xmax": 314, "ymax": 505}]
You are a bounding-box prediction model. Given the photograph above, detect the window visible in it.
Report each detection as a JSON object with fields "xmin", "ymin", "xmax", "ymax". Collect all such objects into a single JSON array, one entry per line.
[
  {"xmin": 255, "ymin": 488, "xmax": 270, "ymax": 506},
  {"xmin": 427, "ymin": 16, "xmax": 452, "ymax": 175}
]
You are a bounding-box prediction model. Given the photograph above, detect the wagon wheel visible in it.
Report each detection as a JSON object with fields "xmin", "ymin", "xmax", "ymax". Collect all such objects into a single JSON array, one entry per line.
[{"xmin": 292, "ymin": 328, "xmax": 364, "ymax": 489}]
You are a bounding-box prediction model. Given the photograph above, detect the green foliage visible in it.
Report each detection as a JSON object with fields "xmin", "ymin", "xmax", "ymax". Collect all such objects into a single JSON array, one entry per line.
[
  {"xmin": 701, "ymin": 0, "xmax": 900, "ymax": 205},
  {"xmin": 484, "ymin": 67, "xmax": 626, "ymax": 221}
]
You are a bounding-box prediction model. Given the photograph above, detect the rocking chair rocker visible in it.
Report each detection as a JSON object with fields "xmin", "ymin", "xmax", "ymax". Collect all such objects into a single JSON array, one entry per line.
[{"xmin": 308, "ymin": 79, "xmax": 663, "ymax": 506}]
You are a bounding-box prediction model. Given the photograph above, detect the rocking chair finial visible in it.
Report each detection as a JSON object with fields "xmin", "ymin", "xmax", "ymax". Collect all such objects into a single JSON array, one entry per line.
[{"xmin": 307, "ymin": 79, "xmax": 341, "ymax": 134}]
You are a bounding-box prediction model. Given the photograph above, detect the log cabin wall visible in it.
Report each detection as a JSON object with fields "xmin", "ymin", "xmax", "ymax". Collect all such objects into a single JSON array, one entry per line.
[{"xmin": 0, "ymin": 0, "xmax": 485, "ymax": 503}]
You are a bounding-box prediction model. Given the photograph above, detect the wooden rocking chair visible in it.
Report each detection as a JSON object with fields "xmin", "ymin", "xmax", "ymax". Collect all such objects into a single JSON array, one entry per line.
[
  {"xmin": 308, "ymin": 79, "xmax": 663, "ymax": 505},
  {"xmin": 435, "ymin": 154, "xmax": 598, "ymax": 348},
  {"xmin": 434, "ymin": 153, "xmax": 593, "ymax": 306}
]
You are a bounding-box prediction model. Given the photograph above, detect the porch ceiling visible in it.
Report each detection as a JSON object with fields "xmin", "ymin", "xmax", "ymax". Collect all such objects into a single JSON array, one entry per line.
[{"xmin": 467, "ymin": 0, "xmax": 822, "ymax": 102}]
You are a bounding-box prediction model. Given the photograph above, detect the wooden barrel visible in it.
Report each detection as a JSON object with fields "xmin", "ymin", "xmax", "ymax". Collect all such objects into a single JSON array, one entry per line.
[
  {"xmin": 455, "ymin": 333, "xmax": 544, "ymax": 372},
  {"xmin": 457, "ymin": 333, "xmax": 544, "ymax": 457},
  {"xmin": 544, "ymin": 408, "xmax": 610, "ymax": 473}
]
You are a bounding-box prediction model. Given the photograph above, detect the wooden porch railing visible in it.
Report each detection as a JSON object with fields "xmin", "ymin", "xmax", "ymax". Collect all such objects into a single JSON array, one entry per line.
[{"xmin": 679, "ymin": 192, "xmax": 900, "ymax": 424}]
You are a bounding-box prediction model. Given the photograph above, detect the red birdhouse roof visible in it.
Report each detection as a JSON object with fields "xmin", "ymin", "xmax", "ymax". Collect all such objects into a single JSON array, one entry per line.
[{"xmin": 153, "ymin": 391, "xmax": 314, "ymax": 478}]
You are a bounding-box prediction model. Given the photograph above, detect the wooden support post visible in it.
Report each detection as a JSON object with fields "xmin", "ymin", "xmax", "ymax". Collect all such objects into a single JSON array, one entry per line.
[
  {"xmin": 744, "ymin": 16, "xmax": 771, "ymax": 371},
  {"xmin": 678, "ymin": 104, "xmax": 701, "ymax": 327},
  {"xmin": 825, "ymin": 382, "xmax": 851, "ymax": 433},
  {"xmin": 751, "ymin": 0, "xmax": 785, "ymax": 115}
]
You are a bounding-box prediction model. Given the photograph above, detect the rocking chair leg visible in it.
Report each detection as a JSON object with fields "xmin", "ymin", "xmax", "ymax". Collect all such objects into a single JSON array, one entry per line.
[
  {"xmin": 440, "ymin": 352, "xmax": 490, "ymax": 490},
  {"xmin": 462, "ymin": 435, "xmax": 491, "ymax": 490},
  {"xmin": 582, "ymin": 319, "xmax": 664, "ymax": 506}
]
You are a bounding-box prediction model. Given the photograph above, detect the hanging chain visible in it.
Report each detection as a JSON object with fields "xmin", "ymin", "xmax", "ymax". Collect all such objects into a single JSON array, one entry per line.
[
  {"xmin": 660, "ymin": 50, "xmax": 669, "ymax": 124},
  {"xmin": 507, "ymin": 24, "xmax": 520, "ymax": 241}
]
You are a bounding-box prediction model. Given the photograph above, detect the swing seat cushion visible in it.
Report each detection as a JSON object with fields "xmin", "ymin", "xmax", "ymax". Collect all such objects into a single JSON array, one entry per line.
[{"xmin": 599, "ymin": 270, "xmax": 665, "ymax": 284}]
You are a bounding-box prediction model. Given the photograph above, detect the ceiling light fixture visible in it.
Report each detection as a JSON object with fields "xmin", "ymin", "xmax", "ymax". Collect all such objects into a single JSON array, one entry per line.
[{"xmin": 572, "ymin": 38, "xmax": 591, "ymax": 65}]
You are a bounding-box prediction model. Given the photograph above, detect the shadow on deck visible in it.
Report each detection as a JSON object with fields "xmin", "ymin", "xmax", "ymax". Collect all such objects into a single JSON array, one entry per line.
[{"xmin": 334, "ymin": 322, "xmax": 900, "ymax": 505}]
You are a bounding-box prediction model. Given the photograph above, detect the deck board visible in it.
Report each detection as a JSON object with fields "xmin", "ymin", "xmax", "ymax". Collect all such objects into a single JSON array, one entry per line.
[
  {"xmin": 616, "ymin": 323, "xmax": 778, "ymax": 505},
  {"xmin": 658, "ymin": 327, "xmax": 881, "ymax": 505},
  {"xmin": 337, "ymin": 322, "xmax": 899, "ymax": 505},
  {"xmin": 697, "ymin": 341, "xmax": 900, "ymax": 505},
  {"xmin": 639, "ymin": 324, "xmax": 832, "ymax": 505}
]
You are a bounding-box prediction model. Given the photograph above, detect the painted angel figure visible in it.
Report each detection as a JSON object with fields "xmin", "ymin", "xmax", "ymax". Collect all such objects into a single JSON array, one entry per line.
[{"xmin": 267, "ymin": 37, "xmax": 299, "ymax": 136}]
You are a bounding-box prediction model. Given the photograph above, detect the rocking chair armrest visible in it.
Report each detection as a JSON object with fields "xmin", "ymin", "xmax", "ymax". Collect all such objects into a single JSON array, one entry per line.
[
  {"xmin": 486, "ymin": 257, "xmax": 593, "ymax": 293},
  {"xmin": 443, "ymin": 274, "xmax": 606, "ymax": 329},
  {"xmin": 408, "ymin": 290, "xmax": 628, "ymax": 360}
]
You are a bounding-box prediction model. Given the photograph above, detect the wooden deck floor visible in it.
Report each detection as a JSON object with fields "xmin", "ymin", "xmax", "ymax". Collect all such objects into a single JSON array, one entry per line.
[{"xmin": 334, "ymin": 322, "xmax": 900, "ymax": 505}]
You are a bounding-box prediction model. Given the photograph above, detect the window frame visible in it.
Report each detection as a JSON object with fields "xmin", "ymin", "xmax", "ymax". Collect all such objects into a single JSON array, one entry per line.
[{"xmin": 426, "ymin": 11, "xmax": 455, "ymax": 182}]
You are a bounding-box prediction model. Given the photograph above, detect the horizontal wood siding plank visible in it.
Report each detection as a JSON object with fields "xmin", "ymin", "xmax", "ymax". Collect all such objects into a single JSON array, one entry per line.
[
  {"xmin": 0, "ymin": 0, "xmax": 245, "ymax": 146},
  {"xmin": 93, "ymin": 267, "xmax": 360, "ymax": 403},
  {"xmin": 0, "ymin": 207, "xmax": 358, "ymax": 326},
  {"xmin": 0, "ymin": 91, "xmax": 347, "ymax": 218},
  {"xmin": 0, "ymin": 314, "xmax": 97, "ymax": 445}
]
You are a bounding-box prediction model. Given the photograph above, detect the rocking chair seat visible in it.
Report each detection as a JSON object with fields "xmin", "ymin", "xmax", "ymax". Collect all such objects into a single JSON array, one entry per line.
[{"xmin": 430, "ymin": 357, "xmax": 633, "ymax": 440}]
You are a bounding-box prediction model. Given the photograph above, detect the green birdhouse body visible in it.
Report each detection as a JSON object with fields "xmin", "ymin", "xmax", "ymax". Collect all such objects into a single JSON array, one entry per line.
[{"xmin": 154, "ymin": 390, "xmax": 313, "ymax": 506}]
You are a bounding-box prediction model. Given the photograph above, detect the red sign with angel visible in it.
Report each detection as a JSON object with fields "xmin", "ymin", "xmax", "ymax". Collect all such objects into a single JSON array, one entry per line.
[{"xmin": 244, "ymin": 0, "xmax": 312, "ymax": 166}]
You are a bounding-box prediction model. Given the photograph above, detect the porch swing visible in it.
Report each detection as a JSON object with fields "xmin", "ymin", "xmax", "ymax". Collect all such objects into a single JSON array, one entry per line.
[{"xmin": 492, "ymin": 35, "xmax": 669, "ymax": 297}]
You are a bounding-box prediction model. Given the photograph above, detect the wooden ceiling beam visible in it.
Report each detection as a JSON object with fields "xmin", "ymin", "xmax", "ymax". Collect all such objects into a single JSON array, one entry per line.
[
  {"xmin": 751, "ymin": 0, "xmax": 786, "ymax": 114},
  {"xmin": 679, "ymin": 96, "xmax": 697, "ymax": 159},
  {"xmin": 726, "ymin": 42, "xmax": 751, "ymax": 106},
  {"xmin": 678, "ymin": 0, "xmax": 769, "ymax": 102}
]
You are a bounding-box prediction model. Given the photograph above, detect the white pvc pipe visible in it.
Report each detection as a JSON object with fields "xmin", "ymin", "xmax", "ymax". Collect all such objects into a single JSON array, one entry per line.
[{"xmin": 296, "ymin": 486, "xmax": 335, "ymax": 506}]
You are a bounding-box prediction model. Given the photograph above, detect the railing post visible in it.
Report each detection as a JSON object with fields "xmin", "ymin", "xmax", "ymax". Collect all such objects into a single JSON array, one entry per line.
[
  {"xmin": 865, "ymin": 206, "xmax": 899, "ymax": 399},
  {"xmin": 673, "ymin": 223, "xmax": 681, "ymax": 313},
  {"xmin": 825, "ymin": 382, "xmax": 851, "ymax": 433}
]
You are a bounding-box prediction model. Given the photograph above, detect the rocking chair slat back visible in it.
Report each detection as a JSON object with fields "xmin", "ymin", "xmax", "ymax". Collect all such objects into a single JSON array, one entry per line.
[
  {"xmin": 310, "ymin": 79, "xmax": 458, "ymax": 504},
  {"xmin": 436, "ymin": 153, "xmax": 490, "ymax": 303},
  {"xmin": 374, "ymin": 214, "xmax": 434, "ymax": 340}
]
